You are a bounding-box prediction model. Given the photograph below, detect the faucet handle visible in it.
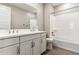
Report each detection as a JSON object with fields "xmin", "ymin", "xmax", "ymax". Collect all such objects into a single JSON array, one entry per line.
[{"xmin": 16, "ymin": 30, "xmax": 18, "ymax": 33}]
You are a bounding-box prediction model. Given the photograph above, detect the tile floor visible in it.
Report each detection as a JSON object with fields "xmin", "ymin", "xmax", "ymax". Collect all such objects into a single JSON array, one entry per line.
[{"xmin": 43, "ymin": 47, "xmax": 79, "ymax": 55}]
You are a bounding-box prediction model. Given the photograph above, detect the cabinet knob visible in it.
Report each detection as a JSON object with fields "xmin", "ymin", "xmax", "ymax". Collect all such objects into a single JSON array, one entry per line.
[
  {"xmin": 33, "ymin": 42, "xmax": 35, "ymax": 47},
  {"xmin": 31, "ymin": 42, "xmax": 33, "ymax": 48},
  {"xmin": 31, "ymin": 42, "xmax": 35, "ymax": 48},
  {"xmin": 41, "ymin": 39, "xmax": 42, "ymax": 43}
]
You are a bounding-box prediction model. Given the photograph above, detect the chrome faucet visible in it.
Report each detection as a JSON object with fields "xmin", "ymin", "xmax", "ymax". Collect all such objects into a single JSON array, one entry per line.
[
  {"xmin": 9, "ymin": 29, "xmax": 19, "ymax": 34},
  {"xmin": 12, "ymin": 29, "xmax": 15, "ymax": 33},
  {"xmin": 23, "ymin": 24, "xmax": 30, "ymax": 29},
  {"xmin": 9, "ymin": 30, "xmax": 11, "ymax": 34}
]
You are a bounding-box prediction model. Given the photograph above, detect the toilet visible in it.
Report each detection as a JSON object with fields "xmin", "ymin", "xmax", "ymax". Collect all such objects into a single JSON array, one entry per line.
[
  {"xmin": 46, "ymin": 31, "xmax": 55, "ymax": 50},
  {"xmin": 47, "ymin": 37, "xmax": 54, "ymax": 50}
]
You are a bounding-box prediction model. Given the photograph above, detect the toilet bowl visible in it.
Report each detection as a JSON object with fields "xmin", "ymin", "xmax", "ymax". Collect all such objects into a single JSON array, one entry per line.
[{"xmin": 47, "ymin": 37, "xmax": 54, "ymax": 50}]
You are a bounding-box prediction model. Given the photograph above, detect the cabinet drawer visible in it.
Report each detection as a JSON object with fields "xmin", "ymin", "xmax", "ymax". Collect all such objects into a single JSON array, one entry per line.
[
  {"xmin": 42, "ymin": 36, "xmax": 46, "ymax": 39},
  {"xmin": 0, "ymin": 37, "xmax": 19, "ymax": 48},
  {"xmin": 20, "ymin": 34, "xmax": 41, "ymax": 42},
  {"xmin": 0, "ymin": 44, "xmax": 19, "ymax": 55}
]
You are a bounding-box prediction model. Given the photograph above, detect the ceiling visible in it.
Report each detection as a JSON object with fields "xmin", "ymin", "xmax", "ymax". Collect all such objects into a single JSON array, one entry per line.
[
  {"xmin": 52, "ymin": 3, "xmax": 63, "ymax": 7},
  {"xmin": 2, "ymin": 3, "xmax": 37, "ymax": 13}
]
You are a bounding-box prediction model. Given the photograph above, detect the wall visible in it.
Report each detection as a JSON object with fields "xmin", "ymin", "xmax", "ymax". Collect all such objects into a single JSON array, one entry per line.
[
  {"xmin": 54, "ymin": 4, "xmax": 79, "ymax": 42},
  {"xmin": 44, "ymin": 3, "xmax": 54, "ymax": 37},
  {"xmin": 50, "ymin": 14, "xmax": 55, "ymax": 37},
  {"xmin": 55, "ymin": 3, "xmax": 79, "ymax": 12},
  {"xmin": 0, "ymin": 5, "xmax": 11, "ymax": 29},
  {"xmin": 26, "ymin": 3, "xmax": 44, "ymax": 31}
]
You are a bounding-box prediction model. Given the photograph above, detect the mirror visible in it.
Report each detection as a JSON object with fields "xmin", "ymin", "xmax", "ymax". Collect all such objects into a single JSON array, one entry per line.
[{"xmin": 0, "ymin": 3, "xmax": 37, "ymax": 30}]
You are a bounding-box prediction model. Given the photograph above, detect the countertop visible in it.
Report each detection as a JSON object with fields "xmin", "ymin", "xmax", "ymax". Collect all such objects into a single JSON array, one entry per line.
[{"xmin": 0, "ymin": 31, "xmax": 46, "ymax": 39}]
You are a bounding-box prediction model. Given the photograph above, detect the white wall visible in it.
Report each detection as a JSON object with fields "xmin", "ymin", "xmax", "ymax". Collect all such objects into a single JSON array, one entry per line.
[
  {"xmin": 26, "ymin": 3, "xmax": 44, "ymax": 31},
  {"xmin": 0, "ymin": 5, "xmax": 11, "ymax": 29},
  {"xmin": 55, "ymin": 3, "xmax": 79, "ymax": 12},
  {"xmin": 44, "ymin": 3, "xmax": 54, "ymax": 37},
  {"xmin": 54, "ymin": 4, "xmax": 79, "ymax": 42},
  {"xmin": 50, "ymin": 14, "xmax": 55, "ymax": 37}
]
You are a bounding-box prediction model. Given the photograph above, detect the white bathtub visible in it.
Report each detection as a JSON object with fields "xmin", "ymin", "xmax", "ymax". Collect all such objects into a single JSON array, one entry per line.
[{"xmin": 53, "ymin": 37, "xmax": 79, "ymax": 53}]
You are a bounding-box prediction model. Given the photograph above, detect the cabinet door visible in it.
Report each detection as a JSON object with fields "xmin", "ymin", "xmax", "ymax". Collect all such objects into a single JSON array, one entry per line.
[
  {"xmin": 20, "ymin": 41, "xmax": 32, "ymax": 55},
  {"xmin": 33, "ymin": 38, "xmax": 41, "ymax": 55},
  {"xmin": 41, "ymin": 36, "xmax": 46, "ymax": 53},
  {"xmin": 0, "ymin": 44, "xmax": 19, "ymax": 55}
]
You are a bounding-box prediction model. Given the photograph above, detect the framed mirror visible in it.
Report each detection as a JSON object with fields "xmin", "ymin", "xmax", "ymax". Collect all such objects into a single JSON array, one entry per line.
[{"xmin": 0, "ymin": 3, "xmax": 37, "ymax": 29}]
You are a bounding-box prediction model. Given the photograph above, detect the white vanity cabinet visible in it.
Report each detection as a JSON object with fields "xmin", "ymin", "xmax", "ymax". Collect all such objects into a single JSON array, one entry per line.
[
  {"xmin": 41, "ymin": 33, "xmax": 46, "ymax": 53},
  {"xmin": 20, "ymin": 33, "xmax": 46, "ymax": 55},
  {"xmin": 20, "ymin": 38, "xmax": 41, "ymax": 55},
  {"xmin": 32, "ymin": 38, "xmax": 41, "ymax": 55},
  {"xmin": 20, "ymin": 40, "xmax": 32, "ymax": 55},
  {"xmin": 0, "ymin": 37, "xmax": 19, "ymax": 55},
  {"xmin": 20, "ymin": 34, "xmax": 41, "ymax": 55},
  {"xmin": 0, "ymin": 44, "xmax": 19, "ymax": 55},
  {"xmin": 0, "ymin": 31, "xmax": 46, "ymax": 55}
]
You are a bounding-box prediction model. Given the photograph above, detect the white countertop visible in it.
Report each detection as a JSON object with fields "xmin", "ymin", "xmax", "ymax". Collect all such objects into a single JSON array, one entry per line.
[{"xmin": 0, "ymin": 31, "xmax": 46, "ymax": 39}]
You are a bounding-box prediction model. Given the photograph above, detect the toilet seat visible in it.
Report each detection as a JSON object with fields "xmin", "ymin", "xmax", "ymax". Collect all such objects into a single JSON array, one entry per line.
[{"xmin": 47, "ymin": 37, "xmax": 54, "ymax": 42}]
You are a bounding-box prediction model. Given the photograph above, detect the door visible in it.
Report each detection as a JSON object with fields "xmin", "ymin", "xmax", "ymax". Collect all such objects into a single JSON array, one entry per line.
[
  {"xmin": 33, "ymin": 38, "xmax": 41, "ymax": 55},
  {"xmin": 41, "ymin": 36, "xmax": 46, "ymax": 53},
  {"xmin": 0, "ymin": 44, "xmax": 19, "ymax": 55},
  {"xmin": 20, "ymin": 40, "xmax": 32, "ymax": 55}
]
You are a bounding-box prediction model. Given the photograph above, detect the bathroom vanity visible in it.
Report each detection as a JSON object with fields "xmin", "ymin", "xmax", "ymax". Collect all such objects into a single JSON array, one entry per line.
[
  {"xmin": 0, "ymin": 31, "xmax": 46, "ymax": 55},
  {"xmin": 0, "ymin": 4, "xmax": 46, "ymax": 55}
]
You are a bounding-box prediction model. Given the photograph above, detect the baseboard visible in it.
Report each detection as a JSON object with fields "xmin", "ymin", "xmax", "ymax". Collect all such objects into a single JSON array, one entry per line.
[{"xmin": 54, "ymin": 40, "xmax": 79, "ymax": 53}]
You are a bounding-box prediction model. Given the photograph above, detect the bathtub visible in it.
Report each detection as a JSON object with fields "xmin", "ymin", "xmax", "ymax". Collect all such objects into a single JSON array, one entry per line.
[{"xmin": 53, "ymin": 37, "xmax": 79, "ymax": 53}]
